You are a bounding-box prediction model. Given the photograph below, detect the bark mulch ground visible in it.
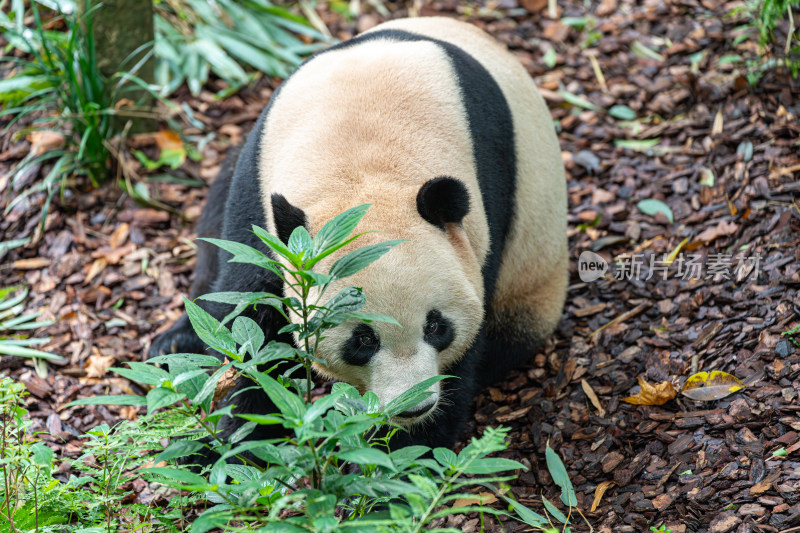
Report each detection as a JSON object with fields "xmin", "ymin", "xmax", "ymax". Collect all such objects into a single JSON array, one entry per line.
[{"xmin": 1, "ymin": 1, "xmax": 799, "ymax": 531}]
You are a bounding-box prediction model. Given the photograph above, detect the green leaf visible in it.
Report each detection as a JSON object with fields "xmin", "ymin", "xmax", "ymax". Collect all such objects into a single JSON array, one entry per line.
[
  {"xmin": 67, "ymin": 394, "xmax": 146, "ymax": 407},
  {"xmin": 407, "ymin": 473, "xmax": 438, "ymax": 498},
  {"xmin": 190, "ymin": 507, "xmax": 234, "ymax": 533},
  {"xmin": 718, "ymin": 54, "xmax": 742, "ymax": 66},
  {"xmin": 384, "ymin": 375, "xmax": 449, "ymax": 417},
  {"xmin": 543, "ymin": 48, "xmax": 557, "ymax": 69},
  {"xmin": 0, "ymin": 343, "xmax": 64, "ymax": 361},
  {"xmin": 498, "ymin": 493, "xmax": 550, "ymax": 528},
  {"xmin": 141, "ymin": 466, "xmax": 212, "ymax": 489},
  {"xmin": 560, "ymin": 90, "xmax": 602, "ymax": 112},
  {"xmin": 608, "ymin": 105, "xmax": 636, "ymax": 120},
  {"xmin": 251, "ymin": 372, "xmax": 305, "ymax": 419},
  {"xmin": 546, "ymin": 444, "xmax": 577, "ymax": 507},
  {"xmin": 231, "ymin": 316, "xmax": 265, "ymax": 358},
  {"xmin": 339, "ymin": 311, "xmax": 401, "ymax": 327},
  {"xmin": 155, "ymin": 440, "xmax": 204, "ymax": 462},
  {"xmin": 251, "ymin": 224, "xmax": 297, "ymax": 263},
  {"xmin": 238, "ymin": 413, "xmax": 284, "ymax": 425},
  {"xmin": 771, "ymin": 447, "xmax": 787, "ymax": 458},
  {"xmin": 630, "ymin": 41, "xmax": 665, "ymax": 62},
  {"xmin": 433, "ymin": 447, "xmax": 457, "ymax": 469},
  {"xmin": 112, "ymin": 362, "xmax": 171, "ymax": 386},
  {"xmin": 146, "ymin": 387, "xmax": 185, "ymax": 413},
  {"xmin": 188, "ymin": 37, "xmax": 248, "ymax": 83},
  {"xmin": 561, "ymin": 16, "xmax": 589, "ymax": 28},
  {"xmin": 461, "ymin": 457, "xmax": 525, "ymax": 474},
  {"xmin": 310, "ymin": 204, "xmax": 371, "ymax": 259},
  {"xmin": 31, "ymin": 442, "xmax": 54, "ymax": 467},
  {"xmin": 200, "ymin": 237, "xmax": 279, "ymax": 274},
  {"xmin": 337, "ymin": 447, "xmax": 395, "ymax": 471},
  {"xmin": 328, "ymin": 239, "xmax": 405, "ymax": 279},
  {"xmin": 542, "ymin": 495, "xmax": 569, "ymax": 524},
  {"xmin": 183, "ymin": 297, "xmax": 238, "ymax": 357},
  {"xmin": 614, "ymin": 138, "xmax": 661, "ymax": 152},
  {"xmin": 192, "ymin": 360, "xmax": 235, "ymax": 410},
  {"xmin": 636, "ymin": 199, "xmax": 674, "ymax": 223},
  {"xmin": 287, "ymin": 225, "xmax": 313, "ymax": 261}
]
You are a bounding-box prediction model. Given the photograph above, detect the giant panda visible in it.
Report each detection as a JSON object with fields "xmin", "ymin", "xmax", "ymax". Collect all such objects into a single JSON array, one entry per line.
[{"xmin": 150, "ymin": 16, "xmax": 568, "ymax": 452}]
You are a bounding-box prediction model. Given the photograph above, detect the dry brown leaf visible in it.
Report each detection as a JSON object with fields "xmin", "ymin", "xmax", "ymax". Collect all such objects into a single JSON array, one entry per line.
[
  {"xmin": 84, "ymin": 258, "xmax": 108, "ymax": 285},
  {"xmin": 114, "ymin": 97, "xmax": 135, "ymax": 110},
  {"xmin": 581, "ymin": 379, "xmax": 606, "ymax": 416},
  {"xmin": 749, "ymin": 472, "xmax": 780, "ymax": 495},
  {"xmin": 695, "ymin": 220, "xmax": 738, "ymax": 244},
  {"xmin": 520, "ymin": 0, "xmax": 547, "ymax": 10},
  {"xmin": 213, "ymin": 364, "xmax": 239, "ymax": 402},
  {"xmin": 103, "ymin": 242, "xmax": 137, "ymax": 265},
  {"xmin": 712, "ymin": 108, "xmax": 724, "ymax": 135},
  {"xmin": 621, "ymin": 376, "xmax": 677, "ymax": 405},
  {"xmin": 85, "ymin": 349, "xmax": 115, "ymax": 379},
  {"xmin": 12, "ymin": 258, "xmax": 51, "ymax": 270},
  {"xmin": 590, "ymin": 481, "xmax": 615, "ymax": 512},
  {"xmin": 155, "ymin": 130, "xmax": 183, "ymax": 151},
  {"xmin": 119, "ymin": 405, "xmax": 139, "ymax": 420},
  {"xmin": 27, "ymin": 130, "xmax": 66, "ymax": 156},
  {"xmin": 681, "ymin": 371, "xmax": 744, "ymax": 401},
  {"xmin": 495, "ymin": 406, "xmax": 532, "ymax": 423},
  {"xmin": 109, "ymin": 222, "xmax": 130, "ymax": 249},
  {"xmin": 452, "ymin": 492, "xmax": 498, "ymax": 508}
]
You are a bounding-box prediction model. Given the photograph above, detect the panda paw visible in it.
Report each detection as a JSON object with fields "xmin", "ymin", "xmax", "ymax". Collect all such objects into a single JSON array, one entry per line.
[{"xmin": 148, "ymin": 317, "xmax": 205, "ymax": 359}]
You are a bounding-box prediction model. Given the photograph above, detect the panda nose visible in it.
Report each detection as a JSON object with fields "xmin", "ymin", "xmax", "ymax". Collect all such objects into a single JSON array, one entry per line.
[{"xmin": 399, "ymin": 402, "xmax": 435, "ymax": 419}]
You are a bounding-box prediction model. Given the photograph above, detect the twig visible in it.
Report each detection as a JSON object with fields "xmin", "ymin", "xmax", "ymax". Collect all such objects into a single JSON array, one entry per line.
[
  {"xmin": 587, "ymin": 53, "xmax": 608, "ymax": 93},
  {"xmin": 588, "ymin": 302, "xmax": 650, "ymax": 339}
]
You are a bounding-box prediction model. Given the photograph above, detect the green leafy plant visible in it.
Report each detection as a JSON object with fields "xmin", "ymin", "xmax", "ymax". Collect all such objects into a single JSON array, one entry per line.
[
  {"xmin": 71, "ymin": 205, "xmax": 578, "ymax": 531},
  {"xmin": 783, "ymin": 324, "xmax": 800, "ymax": 347},
  {"xmin": 0, "ymin": 376, "xmax": 65, "ymax": 531},
  {"xmin": 0, "ymin": 286, "xmax": 63, "ymax": 372},
  {"xmin": 650, "ymin": 525, "xmax": 673, "ymax": 533},
  {"xmin": 727, "ymin": 0, "xmax": 800, "ymax": 83},
  {"xmin": 1, "ymin": 374, "xmax": 199, "ymax": 531},
  {"xmin": 153, "ymin": 0, "xmax": 329, "ymax": 96},
  {"xmin": 0, "ymin": 3, "xmax": 158, "ymax": 241}
]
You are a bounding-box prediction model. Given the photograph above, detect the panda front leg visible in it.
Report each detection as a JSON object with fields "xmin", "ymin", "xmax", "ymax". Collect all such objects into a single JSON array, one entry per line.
[{"xmin": 148, "ymin": 145, "xmax": 239, "ymax": 359}]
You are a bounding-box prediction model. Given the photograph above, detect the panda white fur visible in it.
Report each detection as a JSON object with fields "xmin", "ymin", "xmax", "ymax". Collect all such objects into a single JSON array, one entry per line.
[{"xmin": 150, "ymin": 17, "xmax": 567, "ymax": 453}]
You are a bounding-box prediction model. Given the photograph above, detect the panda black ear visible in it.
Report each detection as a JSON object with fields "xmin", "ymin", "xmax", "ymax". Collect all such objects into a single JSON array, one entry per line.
[
  {"xmin": 271, "ymin": 194, "xmax": 308, "ymax": 244},
  {"xmin": 416, "ymin": 177, "xmax": 470, "ymax": 229}
]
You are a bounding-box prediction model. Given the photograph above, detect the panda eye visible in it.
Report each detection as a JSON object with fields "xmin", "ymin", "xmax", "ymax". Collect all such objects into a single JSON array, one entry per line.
[
  {"xmin": 423, "ymin": 309, "xmax": 454, "ymax": 352},
  {"xmin": 343, "ymin": 324, "xmax": 380, "ymax": 366},
  {"xmin": 424, "ymin": 320, "xmax": 439, "ymax": 335},
  {"xmin": 359, "ymin": 334, "xmax": 376, "ymax": 346}
]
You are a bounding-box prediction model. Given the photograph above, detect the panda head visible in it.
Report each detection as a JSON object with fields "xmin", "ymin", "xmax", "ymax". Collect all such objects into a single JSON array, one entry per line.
[{"xmin": 270, "ymin": 177, "xmax": 483, "ymax": 426}]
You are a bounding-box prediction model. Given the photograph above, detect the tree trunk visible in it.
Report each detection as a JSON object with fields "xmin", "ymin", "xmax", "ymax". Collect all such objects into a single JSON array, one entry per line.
[{"xmin": 81, "ymin": 0, "xmax": 156, "ymax": 132}]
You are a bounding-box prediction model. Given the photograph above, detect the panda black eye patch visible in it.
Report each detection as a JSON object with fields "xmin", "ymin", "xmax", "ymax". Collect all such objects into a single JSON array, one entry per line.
[
  {"xmin": 342, "ymin": 324, "xmax": 380, "ymax": 366},
  {"xmin": 423, "ymin": 310, "xmax": 454, "ymax": 351}
]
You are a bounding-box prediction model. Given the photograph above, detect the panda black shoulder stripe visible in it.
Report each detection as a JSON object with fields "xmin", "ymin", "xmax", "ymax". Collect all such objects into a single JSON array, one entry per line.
[{"xmin": 315, "ymin": 29, "xmax": 517, "ymax": 303}]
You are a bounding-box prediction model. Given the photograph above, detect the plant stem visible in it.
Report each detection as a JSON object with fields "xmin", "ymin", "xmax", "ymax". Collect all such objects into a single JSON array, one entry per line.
[{"xmin": 182, "ymin": 402, "xmax": 265, "ymax": 472}]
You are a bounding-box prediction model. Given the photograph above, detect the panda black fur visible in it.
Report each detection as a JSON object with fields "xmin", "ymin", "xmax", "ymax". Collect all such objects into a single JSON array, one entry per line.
[{"xmin": 150, "ymin": 17, "xmax": 567, "ymax": 454}]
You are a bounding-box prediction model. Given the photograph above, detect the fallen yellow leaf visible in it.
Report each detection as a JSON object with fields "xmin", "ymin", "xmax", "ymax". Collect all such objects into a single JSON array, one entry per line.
[
  {"xmin": 591, "ymin": 480, "xmax": 615, "ymax": 512},
  {"xmin": 12, "ymin": 258, "xmax": 51, "ymax": 270},
  {"xmin": 622, "ymin": 377, "xmax": 677, "ymax": 405},
  {"xmin": 155, "ymin": 130, "xmax": 183, "ymax": 151},
  {"xmin": 681, "ymin": 371, "xmax": 744, "ymax": 401}
]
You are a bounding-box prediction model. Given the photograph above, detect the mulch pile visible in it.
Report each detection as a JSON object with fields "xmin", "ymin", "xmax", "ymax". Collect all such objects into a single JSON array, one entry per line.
[{"xmin": 1, "ymin": 0, "xmax": 798, "ymax": 531}]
